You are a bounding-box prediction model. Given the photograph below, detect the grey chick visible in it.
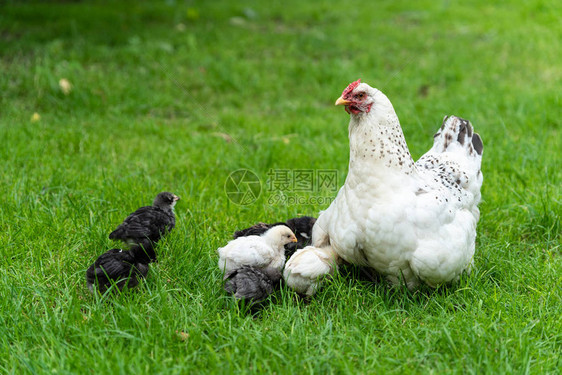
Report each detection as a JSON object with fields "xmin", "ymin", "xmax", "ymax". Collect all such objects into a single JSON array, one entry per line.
[{"xmin": 224, "ymin": 266, "xmax": 282, "ymax": 304}]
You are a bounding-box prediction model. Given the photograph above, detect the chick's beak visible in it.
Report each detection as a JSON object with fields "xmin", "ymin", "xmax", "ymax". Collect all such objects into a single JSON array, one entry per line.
[
  {"xmin": 291, "ymin": 236, "xmax": 298, "ymax": 243},
  {"xmin": 335, "ymin": 96, "xmax": 352, "ymax": 106},
  {"xmin": 173, "ymin": 195, "xmax": 180, "ymax": 201}
]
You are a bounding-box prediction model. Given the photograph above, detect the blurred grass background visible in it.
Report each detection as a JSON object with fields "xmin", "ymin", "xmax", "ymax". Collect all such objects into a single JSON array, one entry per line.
[{"xmin": 0, "ymin": 0, "xmax": 560, "ymax": 373}]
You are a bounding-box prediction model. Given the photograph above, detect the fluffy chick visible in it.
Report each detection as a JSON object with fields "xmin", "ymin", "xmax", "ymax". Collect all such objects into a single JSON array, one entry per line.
[
  {"xmin": 233, "ymin": 216, "xmax": 316, "ymax": 256},
  {"xmin": 283, "ymin": 246, "xmax": 339, "ymax": 296},
  {"xmin": 86, "ymin": 243, "xmax": 154, "ymax": 294},
  {"xmin": 224, "ymin": 266, "xmax": 282, "ymax": 304},
  {"xmin": 218, "ymin": 225, "xmax": 297, "ymax": 275},
  {"xmin": 109, "ymin": 192, "xmax": 179, "ymax": 257}
]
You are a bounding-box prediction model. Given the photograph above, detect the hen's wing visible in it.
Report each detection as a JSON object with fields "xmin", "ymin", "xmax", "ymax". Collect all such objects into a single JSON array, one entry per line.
[{"xmin": 409, "ymin": 116, "xmax": 483, "ymax": 286}]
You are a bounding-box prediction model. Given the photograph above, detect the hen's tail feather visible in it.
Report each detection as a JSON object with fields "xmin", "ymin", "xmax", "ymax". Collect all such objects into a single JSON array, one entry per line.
[
  {"xmin": 433, "ymin": 116, "xmax": 483, "ymax": 157},
  {"xmin": 456, "ymin": 118, "xmax": 472, "ymax": 145},
  {"xmin": 472, "ymin": 133, "xmax": 483, "ymax": 156}
]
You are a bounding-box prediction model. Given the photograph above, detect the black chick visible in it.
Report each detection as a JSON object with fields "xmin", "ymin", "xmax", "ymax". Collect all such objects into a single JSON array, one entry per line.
[
  {"xmin": 233, "ymin": 216, "xmax": 316, "ymax": 256},
  {"xmin": 224, "ymin": 266, "xmax": 282, "ymax": 304},
  {"xmin": 286, "ymin": 216, "xmax": 316, "ymax": 250},
  {"xmin": 109, "ymin": 192, "xmax": 179, "ymax": 257},
  {"xmin": 86, "ymin": 243, "xmax": 154, "ymax": 294}
]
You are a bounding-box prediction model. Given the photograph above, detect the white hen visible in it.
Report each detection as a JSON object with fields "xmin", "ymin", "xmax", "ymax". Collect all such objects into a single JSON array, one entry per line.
[
  {"xmin": 218, "ymin": 225, "xmax": 297, "ymax": 276},
  {"xmin": 285, "ymin": 80, "xmax": 483, "ymax": 293}
]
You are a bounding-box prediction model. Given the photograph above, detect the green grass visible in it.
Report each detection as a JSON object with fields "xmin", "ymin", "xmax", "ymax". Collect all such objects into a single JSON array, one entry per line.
[{"xmin": 1, "ymin": 0, "xmax": 560, "ymax": 373}]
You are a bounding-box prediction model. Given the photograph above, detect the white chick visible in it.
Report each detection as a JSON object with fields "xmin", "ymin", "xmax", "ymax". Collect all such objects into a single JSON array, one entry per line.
[
  {"xmin": 283, "ymin": 245, "xmax": 339, "ymax": 296},
  {"xmin": 218, "ymin": 225, "xmax": 297, "ymax": 276}
]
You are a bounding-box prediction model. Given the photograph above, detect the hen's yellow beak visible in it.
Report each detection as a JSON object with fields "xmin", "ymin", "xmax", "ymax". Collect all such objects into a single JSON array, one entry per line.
[{"xmin": 335, "ymin": 96, "xmax": 352, "ymax": 106}]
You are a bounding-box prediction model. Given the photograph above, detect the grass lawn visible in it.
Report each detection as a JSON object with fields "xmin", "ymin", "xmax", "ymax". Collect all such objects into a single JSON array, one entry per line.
[{"xmin": 1, "ymin": 0, "xmax": 560, "ymax": 373}]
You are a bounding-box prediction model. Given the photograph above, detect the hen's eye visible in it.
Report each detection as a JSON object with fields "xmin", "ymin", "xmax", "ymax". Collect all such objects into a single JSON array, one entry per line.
[{"xmin": 355, "ymin": 93, "xmax": 365, "ymax": 100}]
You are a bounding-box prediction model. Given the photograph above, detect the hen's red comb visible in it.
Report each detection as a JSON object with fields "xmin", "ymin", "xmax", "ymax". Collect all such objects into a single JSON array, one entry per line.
[{"xmin": 342, "ymin": 79, "xmax": 361, "ymax": 97}]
